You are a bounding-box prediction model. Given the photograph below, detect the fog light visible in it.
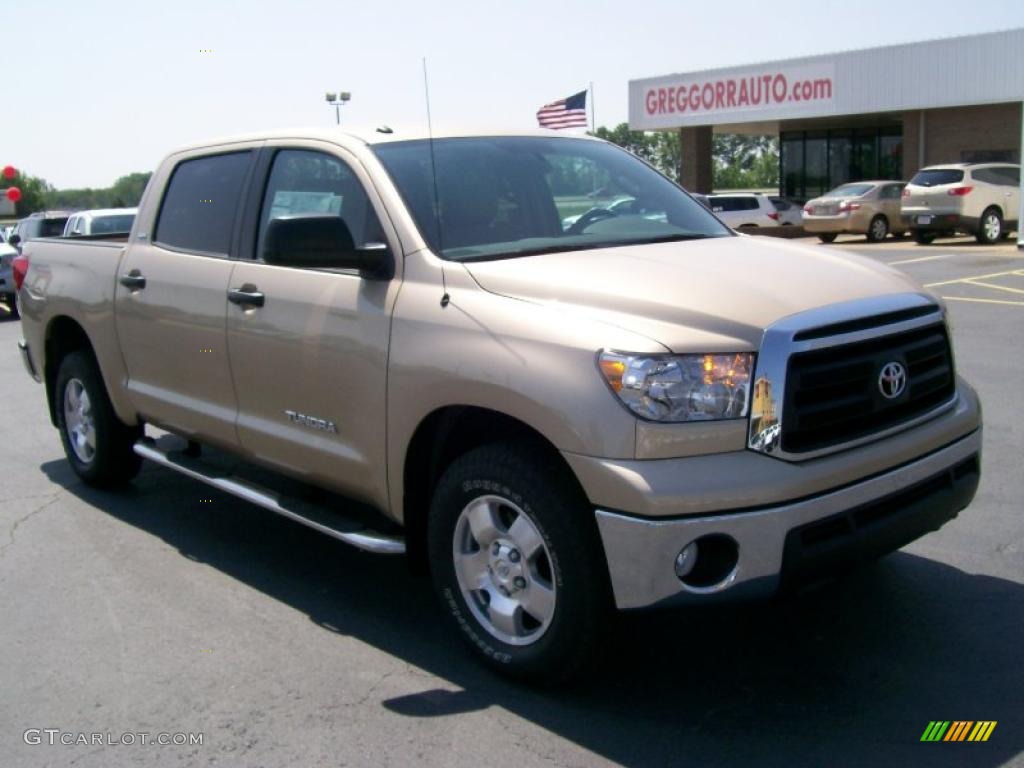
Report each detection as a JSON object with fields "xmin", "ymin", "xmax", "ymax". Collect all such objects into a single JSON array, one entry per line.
[{"xmin": 674, "ymin": 542, "xmax": 698, "ymax": 579}]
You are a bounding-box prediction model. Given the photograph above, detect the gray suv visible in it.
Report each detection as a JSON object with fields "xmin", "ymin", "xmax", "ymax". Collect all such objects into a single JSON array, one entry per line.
[{"xmin": 3, "ymin": 212, "xmax": 71, "ymax": 316}]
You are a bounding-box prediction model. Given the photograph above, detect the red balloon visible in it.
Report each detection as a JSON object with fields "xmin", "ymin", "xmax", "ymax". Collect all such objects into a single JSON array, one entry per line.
[
  {"xmin": 6, "ymin": 186, "xmax": 21, "ymax": 202},
  {"xmin": 1, "ymin": 165, "xmax": 15, "ymax": 180}
]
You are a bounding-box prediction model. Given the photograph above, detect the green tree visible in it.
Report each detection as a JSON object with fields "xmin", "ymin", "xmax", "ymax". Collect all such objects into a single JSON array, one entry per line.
[
  {"xmin": 44, "ymin": 171, "xmax": 153, "ymax": 210},
  {"xmin": 592, "ymin": 123, "xmax": 780, "ymax": 191},
  {"xmin": 3, "ymin": 171, "xmax": 54, "ymax": 217}
]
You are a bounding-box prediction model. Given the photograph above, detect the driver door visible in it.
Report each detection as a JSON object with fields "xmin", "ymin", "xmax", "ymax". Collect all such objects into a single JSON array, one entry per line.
[{"xmin": 225, "ymin": 143, "xmax": 403, "ymax": 510}]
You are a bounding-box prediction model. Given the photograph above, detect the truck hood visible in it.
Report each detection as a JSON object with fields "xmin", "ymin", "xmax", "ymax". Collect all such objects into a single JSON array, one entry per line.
[{"xmin": 462, "ymin": 235, "xmax": 927, "ymax": 352}]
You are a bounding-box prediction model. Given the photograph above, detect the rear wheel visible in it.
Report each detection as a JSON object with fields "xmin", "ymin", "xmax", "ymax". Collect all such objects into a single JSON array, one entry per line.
[
  {"xmin": 55, "ymin": 350, "xmax": 142, "ymax": 487},
  {"xmin": 817, "ymin": 233, "xmax": 838, "ymax": 243},
  {"xmin": 427, "ymin": 441, "xmax": 610, "ymax": 683},
  {"xmin": 866, "ymin": 215, "xmax": 889, "ymax": 243},
  {"xmin": 976, "ymin": 208, "xmax": 1002, "ymax": 245},
  {"xmin": 914, "ymin": 230, "xmax": 937, "ymax": 245}
]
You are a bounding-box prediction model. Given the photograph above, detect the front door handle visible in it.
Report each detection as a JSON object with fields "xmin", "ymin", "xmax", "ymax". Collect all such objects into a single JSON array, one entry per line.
[
  {"xmin": 228, "ymin": 285, "xmax": 265, "ymax": 308},
  {"xmin": 119, "ymin": 270, "xmax": 146, "ymax": 290}
]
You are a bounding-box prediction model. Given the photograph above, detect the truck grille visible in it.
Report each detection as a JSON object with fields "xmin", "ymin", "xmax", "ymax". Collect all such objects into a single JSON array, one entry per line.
[{"xmin": 781, "ymin": 323, "xmax": 955, "ymax": 453}]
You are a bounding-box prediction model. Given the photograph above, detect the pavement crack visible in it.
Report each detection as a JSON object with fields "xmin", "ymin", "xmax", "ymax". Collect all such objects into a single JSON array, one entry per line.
[{"xmin": 0, "ymin": 491, "xmax": 63, "ymax": 559}]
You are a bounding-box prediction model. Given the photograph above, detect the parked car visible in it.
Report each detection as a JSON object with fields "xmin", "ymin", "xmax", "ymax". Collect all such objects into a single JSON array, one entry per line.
[
  {"xmin": 802, "ymin": 181, "xmax": 908, "ymax": 243},
  {"xmin": 691, "ymin": 193, "xmax": 711, "ymax": 210},
  {"xmin": 17, "ymin": 128, "xmax": 981, "ymax": 682},
  {"xmin": 902, "ymin": 163, "xmax": 1020, "ymax": 244},
  {"xmin": 560, "ymin": 196, "xmax": 665, "ymax": 230},
  {"xmin": 63, "ymin": 208, "xmax": 138, "ymax": 238},
  {"xmin": 768, "ymin": 196, "xmax": 802, "ymax": 226},
  {"xmin": 705, "ymin": 193, "xmax": 780, "ymax": 229},
  {"xmin": 0, "ymin": 230, "xmax": 17, "ymax": 315},
  {"xmin": 8, "ymin": 211, "xmax": 72, "ymax": 253}
]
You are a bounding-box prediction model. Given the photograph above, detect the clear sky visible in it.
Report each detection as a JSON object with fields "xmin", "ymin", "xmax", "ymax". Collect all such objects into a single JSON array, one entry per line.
[{"xmin": 4, "ymin": 0, "xmax": 1023, "ymax": 188}]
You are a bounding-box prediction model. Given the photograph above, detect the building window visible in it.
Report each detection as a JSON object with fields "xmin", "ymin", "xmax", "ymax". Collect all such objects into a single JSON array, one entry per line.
[{"xmin": 779, "ymin": 127, "xmax": 902, "ymax": 202}]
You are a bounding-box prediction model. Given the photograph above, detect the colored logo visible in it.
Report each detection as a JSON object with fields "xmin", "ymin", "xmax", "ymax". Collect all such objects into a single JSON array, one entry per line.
[
  {"xmin": 921, "ymin": 721, "xmax": 997, "ymax": 742},
  {"xmin": 878, "ymin": 361, "xmax": 907, "ymax": 399}
]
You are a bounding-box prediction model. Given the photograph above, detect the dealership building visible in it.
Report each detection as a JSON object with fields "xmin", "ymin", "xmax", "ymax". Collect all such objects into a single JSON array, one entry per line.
[{"xmin": 628, "ymin": 28, "xmax": 1024, "ymax": 208}]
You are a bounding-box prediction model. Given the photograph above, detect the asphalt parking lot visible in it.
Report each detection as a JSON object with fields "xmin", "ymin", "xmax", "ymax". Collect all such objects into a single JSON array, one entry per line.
[{"xmin": 1, "ymin": 237, "xmax": 1022, "ymax": 768}]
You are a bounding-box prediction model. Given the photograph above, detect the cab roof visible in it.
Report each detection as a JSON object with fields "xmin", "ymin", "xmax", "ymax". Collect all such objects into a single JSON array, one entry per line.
[{"xmin": 167, "ymin": 125, "xmax": 600, "ymax": 155}]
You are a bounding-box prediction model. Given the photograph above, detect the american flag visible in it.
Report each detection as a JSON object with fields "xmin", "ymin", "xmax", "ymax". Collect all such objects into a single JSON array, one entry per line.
[{"xmin": 536, "ymin": 90, "xmax": 588, "ymax": 129}]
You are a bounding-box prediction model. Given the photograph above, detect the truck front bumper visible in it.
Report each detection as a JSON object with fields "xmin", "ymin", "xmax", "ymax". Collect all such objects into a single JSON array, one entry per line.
[{"xmin": 568, "ymin": 385, "xmax": 982, "ymax": 610}]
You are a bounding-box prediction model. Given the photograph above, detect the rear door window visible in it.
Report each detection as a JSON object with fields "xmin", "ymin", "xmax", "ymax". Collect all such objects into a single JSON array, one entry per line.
[
  {"xmin": 155, "ymin": 151, "xmax": 252, "ymax": 255},
  {"xmin": 910, "ymin": 169, "xmax": 964, "ymax": 187},
  {"xmin": 988, "ymin": 166, "xmax": 1020, "ymax": 186}
]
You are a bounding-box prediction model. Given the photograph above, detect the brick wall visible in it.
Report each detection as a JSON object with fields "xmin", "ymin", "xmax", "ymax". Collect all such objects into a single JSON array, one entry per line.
[{"xmin": 903, "ymin": 102, "xmax": 1022, "ymax": 178}]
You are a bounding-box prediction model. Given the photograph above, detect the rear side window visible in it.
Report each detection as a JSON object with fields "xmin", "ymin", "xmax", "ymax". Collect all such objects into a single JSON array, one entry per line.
[
  {"xmin": 155, "ymin": 152, "xmax": 251, "ymax": 255},
  {"xmin": 710, "ymin": 196, "xmax": 759, "ymax": 212},
  {"xmin": 975, "ymin": 166, "xmax": 1020, "ymax": 186},
  {"xmin": 910, "ymin": 169, "xmax": 963, "ymax": 187}
]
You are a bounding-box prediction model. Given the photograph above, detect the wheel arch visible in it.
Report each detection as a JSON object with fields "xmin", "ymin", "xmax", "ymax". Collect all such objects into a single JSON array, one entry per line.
[{"xmin": 401, "ymin": 405, "xmax": 589, "ymax": 574}]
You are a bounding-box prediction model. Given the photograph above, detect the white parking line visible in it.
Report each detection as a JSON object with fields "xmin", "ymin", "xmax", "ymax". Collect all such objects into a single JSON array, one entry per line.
[
  {"xmin": 963, "ymin": 280, "xmax": 1024, "ymax": 296},
  {"xmin": 941, "ymin": 296, "xmax": 1024, "ymax": 307},
  {"xmin": 888, "ymin": 253, "xmax": 958, "ymax": 266},
  {"xmin": 925, "ymin": 269, "xmax": 1024, "ymax": 288}
]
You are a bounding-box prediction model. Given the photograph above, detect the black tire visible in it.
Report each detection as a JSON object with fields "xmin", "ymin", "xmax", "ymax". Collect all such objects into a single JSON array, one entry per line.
[
  {"xmin": 914, "ymin": 229, "xmax": 937, "ymax": 245},
  {"xmin": 817, "ymin": 233, "xmax": 838, "ymax": 243},
  {"xmin": 55, "ymin": 350, "xmax": 142, "ymax": 487},
  {"xmin": 427, "ymin": 441, "xmax": 610, "ymax": 683},
  {"xmin": 866, "ymin": 215, "xmax": 889, "ymax": 243},
  {"xmin": 976, "ymin": 207, "xmax": 1003, "ymax": 245}
]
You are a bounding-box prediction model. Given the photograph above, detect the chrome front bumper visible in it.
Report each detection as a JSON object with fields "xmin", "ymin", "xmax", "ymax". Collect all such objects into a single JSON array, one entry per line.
[{"xmin": 594, "ymin": 428, "xmax": 981, "ymax": 610}]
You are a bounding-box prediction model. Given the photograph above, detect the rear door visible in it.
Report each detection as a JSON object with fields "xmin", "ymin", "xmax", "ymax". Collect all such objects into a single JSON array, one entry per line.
[
  {"xmin": 225, "ymin": 142, "xmax": 402, "ymax": 508},
  {"xmin": 115, "ymin": 147, "xmax": 258, "ymax": 448},
  {"xmin": 878, "ymin": 183, "xmax": 904, "ymax": 226}
]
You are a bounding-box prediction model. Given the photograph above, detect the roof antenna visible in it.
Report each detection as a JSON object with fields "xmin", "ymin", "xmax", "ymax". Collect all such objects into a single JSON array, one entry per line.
[{"xmin": 423, "ymin": 57, "xmax": 449, "ymax": 308}]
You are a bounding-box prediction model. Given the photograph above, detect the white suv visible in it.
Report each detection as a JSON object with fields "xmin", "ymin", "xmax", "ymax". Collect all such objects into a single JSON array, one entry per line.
[
  {"xmin": 705, "ymin": 193, "xmax": 781, "ymax": 229},
  {"xmin": 902, "ymin": 163, "xmax": 1020, "ymax": 245}
]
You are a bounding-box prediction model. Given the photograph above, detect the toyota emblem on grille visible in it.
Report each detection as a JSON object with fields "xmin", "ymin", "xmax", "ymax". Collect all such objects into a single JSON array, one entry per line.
[{"xmin": 878, "ymin": 361, "xmax": 907, "ymax": 400}]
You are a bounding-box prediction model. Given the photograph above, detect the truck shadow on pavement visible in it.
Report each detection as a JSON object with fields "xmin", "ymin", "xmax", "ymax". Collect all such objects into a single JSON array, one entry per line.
[{"xmin": 43, "ymin": 459, "xmax": 1023, "ymax": 768}]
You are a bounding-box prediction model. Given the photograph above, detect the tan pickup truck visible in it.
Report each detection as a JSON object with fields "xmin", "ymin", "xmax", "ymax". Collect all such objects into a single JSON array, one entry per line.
[{"xmin": 16, "ymin": 128, "xmax": 982, "ymax": 681}]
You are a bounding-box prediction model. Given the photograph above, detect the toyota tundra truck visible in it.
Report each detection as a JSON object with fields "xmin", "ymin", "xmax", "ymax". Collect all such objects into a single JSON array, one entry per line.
[{"xmin": 15, "ymin": 128, "xmax": 982, "ymax": 681}]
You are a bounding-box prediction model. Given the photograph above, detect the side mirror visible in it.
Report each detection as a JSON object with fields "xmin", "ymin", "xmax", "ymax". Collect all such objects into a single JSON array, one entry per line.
[
  {"xmin": 8, "ymin": 233, "xmax": 20, "ymax": 246},
  {"xmin": 263, "ymin": 214, "xmax": 392, "ymax": 279}
]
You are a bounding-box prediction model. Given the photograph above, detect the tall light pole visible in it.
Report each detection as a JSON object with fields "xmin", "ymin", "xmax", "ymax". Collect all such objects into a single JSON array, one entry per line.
[{"xmin": 325, "ymin": 91, "xmax": 351, "ymax": 125}]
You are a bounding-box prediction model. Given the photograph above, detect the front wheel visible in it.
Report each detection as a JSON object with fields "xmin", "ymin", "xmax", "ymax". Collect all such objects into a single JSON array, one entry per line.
[
  {"xmin": 427, "ymin": 442, "xmax": 610, "ymax": 683},
  {"xmin": 55, "ymin": 350, "xmax": 142, "ymax": 487}
]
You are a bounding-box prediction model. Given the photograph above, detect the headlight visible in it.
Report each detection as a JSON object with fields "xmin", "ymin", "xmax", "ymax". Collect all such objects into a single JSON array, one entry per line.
[{"xmin": 598, "ymin": 350, "xmax": 754, "ymax": 422}]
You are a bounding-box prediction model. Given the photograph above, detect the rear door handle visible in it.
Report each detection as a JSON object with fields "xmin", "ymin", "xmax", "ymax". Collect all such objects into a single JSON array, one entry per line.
[
  {"xmin": 228, "ymin": 285, "xmax": 265, "ymax": 308},
  {"xmin": 119, "ymin": 270, "xmax": 146, "ymax": 290}
]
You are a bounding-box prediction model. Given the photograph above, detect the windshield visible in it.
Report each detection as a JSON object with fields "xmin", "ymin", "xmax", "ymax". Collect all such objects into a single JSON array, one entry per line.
[
  {"xmin": 372, "ymin": 137, "xmax": 730, "ymax": 262},
  {"xmin": 822, "ymin": 183, "xmax": 875, "ymax": 198},
  {"xmin": 40, "ymin": 218, "xmax": 69, "ymax": 237}
]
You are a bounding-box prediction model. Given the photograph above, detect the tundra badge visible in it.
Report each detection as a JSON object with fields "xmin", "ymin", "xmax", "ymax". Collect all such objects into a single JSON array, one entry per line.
[{"xmin": 284, "ymin": 410, "xmax": 338, "ymax": 433}]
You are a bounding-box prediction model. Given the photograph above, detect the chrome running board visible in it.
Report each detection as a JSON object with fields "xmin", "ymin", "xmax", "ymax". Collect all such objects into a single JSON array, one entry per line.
[{"xmin": 133, "ymin": 439, "xmax": 405, "ymax": 554}]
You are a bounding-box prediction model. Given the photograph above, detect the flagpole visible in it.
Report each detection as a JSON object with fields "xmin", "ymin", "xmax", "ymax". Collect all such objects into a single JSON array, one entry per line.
[{"xmin": 589, "ymin": 81, "xmax": 595, "ymax": 132}]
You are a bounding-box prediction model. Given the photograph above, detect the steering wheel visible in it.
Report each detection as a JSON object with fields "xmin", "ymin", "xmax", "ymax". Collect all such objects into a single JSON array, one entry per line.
[{"xmin": 566, "ymin": 207, "xmax": 617, "ymax": 235}]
